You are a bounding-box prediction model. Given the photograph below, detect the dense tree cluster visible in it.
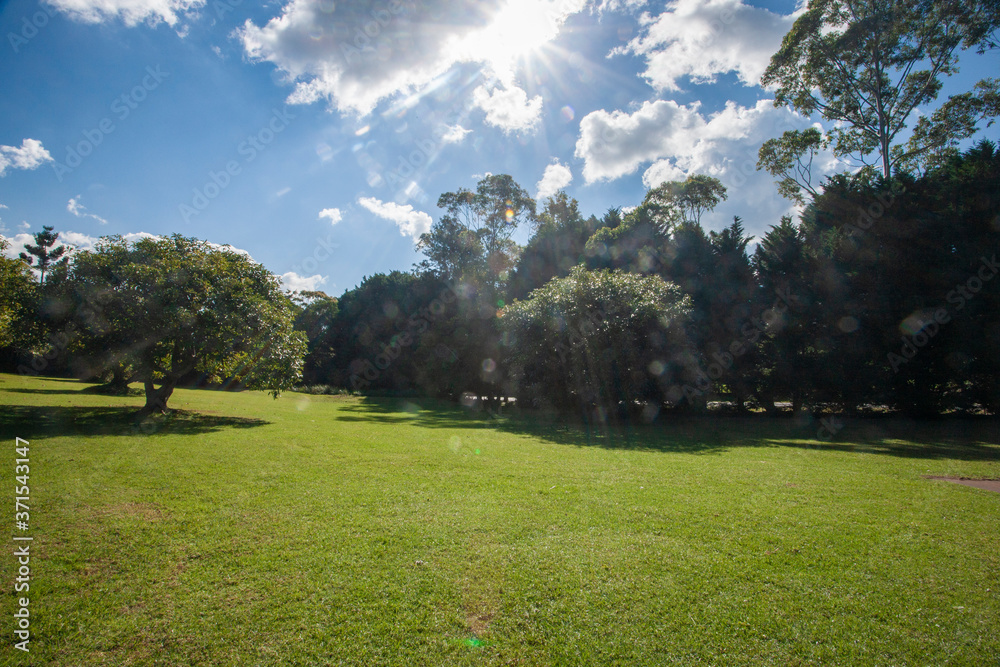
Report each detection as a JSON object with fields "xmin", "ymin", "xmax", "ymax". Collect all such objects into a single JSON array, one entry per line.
[
  {"xmin": 2, "ymin": 143, "xmax": 998, "ymax": 420},
  {"xmin": 3, "ymin": 1, "xmax": 998, "ymax": 421}
]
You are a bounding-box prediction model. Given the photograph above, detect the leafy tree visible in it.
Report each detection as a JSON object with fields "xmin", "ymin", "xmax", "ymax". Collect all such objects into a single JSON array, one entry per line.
[
  {"xmin": 803, "ymin": 140, "xmax": 1000, "ymax": 414},
  {"xmin": 752, "ymin": 217, "xmax": 819, "ymax": 413},
  {"xmin": 19, "ymin": 225, "xmax": 70, "ymax": 284},
  {"xmin": 584, "ymin": 175, "xmax": 725, "ymax": 277},
  {"xmin": 761, "ymin": 0, "xmax": 1000, "ymax": 188},
  {"xmin": 757, "ymin": 128, "xmax": 825, "ymax": 205},
  {"xmin": 65, "ymin": 235, "xmax": 307, "ymax": 417},
  {"xmin": 507, "ymin": 192, "xmax": 605, "ymax": 300},
  {"xmin": 644, "ymin": 174, "xmax": 728, "ymax": 230},
  {"xmin": 0, "ymin": 238, "xmax": 37, "ymax": 349},
  {"xmin": 291, "ymin": 290, "xmax": 339, "ymax": 385},
  {"xmin": 415, "ymin": 214, "xmax": 484, "ymax": 281},
  {"xmin": 314, "ymin": 271, "xmax": 469, "ymax": 396},
  {"xmin": 705, "ymin": 217, "xmax": 758, "ymax": 409},
  {"xmin": 432, "ymin": 174, "xmax": 536, "ymax": 287},
  {"xmin": 501, "ymin": 266, "xmax": 695, "ymax": 423}
]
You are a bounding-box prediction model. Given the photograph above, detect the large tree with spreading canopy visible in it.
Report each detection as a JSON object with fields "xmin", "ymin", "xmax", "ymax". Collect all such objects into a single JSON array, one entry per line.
[
  {"xmin": 64, "ymin": 235, "xmax": 307, "ymax": 417},
  {"xmin": 759, "ymin": 0, "xmax": 1000, "ymax": 199}
]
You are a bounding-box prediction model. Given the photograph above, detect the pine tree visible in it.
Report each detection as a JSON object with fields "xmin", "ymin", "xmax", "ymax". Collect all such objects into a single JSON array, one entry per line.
[{"xmin": 19, "ymin": 226, "xmax": 69, "ymax": 284}]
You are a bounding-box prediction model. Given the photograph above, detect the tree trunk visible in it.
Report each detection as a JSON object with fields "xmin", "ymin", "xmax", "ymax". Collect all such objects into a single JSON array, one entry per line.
[{"xmin": 138, "ymin": 378, "xmax": 176, "ymax": 418}]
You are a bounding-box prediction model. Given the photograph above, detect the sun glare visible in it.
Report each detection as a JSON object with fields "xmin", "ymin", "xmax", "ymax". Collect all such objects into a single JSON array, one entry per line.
[{"xmin": 467, "ymin": 0, "xmax": 565, "ymax": 78}]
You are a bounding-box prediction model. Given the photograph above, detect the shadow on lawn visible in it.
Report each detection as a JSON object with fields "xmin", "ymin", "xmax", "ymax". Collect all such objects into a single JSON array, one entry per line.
[
  {"xmin": 0, "ymin": 405, "xmax": 269, "ymax": 439},
  {"xmin": 5, "ymin": 388, "xmax": 97, "ymax": 395},
  {"xmin": 339, "ymin": 397, "xmax": 1000, "ymax": 460}
]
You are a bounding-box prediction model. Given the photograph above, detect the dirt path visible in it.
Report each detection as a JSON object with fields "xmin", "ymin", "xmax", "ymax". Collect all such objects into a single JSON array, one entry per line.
[{"xmin": 925, "ymin": 476, "xmax": 1000, "ymax": 493}]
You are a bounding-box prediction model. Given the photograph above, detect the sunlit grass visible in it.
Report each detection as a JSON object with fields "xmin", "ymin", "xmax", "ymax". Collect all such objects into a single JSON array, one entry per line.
[{"xmin": 1, "ymin": 373, "xmax": 998, "ymax": 665}]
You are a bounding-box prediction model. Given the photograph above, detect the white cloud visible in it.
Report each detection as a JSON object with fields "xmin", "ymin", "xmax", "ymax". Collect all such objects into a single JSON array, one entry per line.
[
  {"xmin": 441, "ymin": 125, "xmax": 472, "ymax": 144},
  {"xmin": 595, "ymin": 0, "xmax": 647, "ymax": 12},
  {"xmin": 616, "ymin": 0, "xmax": 795, "ymax": 91},
  {"xmin": 535, "ymin": 161, "xmax": 573, "ymax": 201},
  {"xmin": 44, "ymin": 0, "xmax": 205, "ymax": 27},
  {"xmin": 67, "ymin": 196, "xmax": 109, "ymax": 225},
  {"xmin": 472, "ymin": 83, "xmax": 543, "ymax": 133},
  {"xmin": 279, "ymin": 271, "xmax": 327, "ymax": 292},
  {"xmin": 357, "ymin": 196, "xmax": 432, "ymax": 241},
  {"xmin": 1, "ymin": 229, "xmax": 98, "ymax": 260},
  {"xmin": 0, "ymin": 139, "xmax": 53, "ymax": 177},
  {"xmin": 1, "ymin": 233, "xmax": 34, "ymax": 259},
  {"xmin": 275, "ymin": 187, "xmax": 291, "ymax": 197},
  {"xmin": 318, "ymin": 207, "xmax": 342, "ymax": 225},
  {"xmin": 575, "ymin": 99, "xmax": 704, "ymax": 182},
  {"xmin": 238, "ymin": 0, "xmax": 584, "ymax": 116},
  {"xmin": 576, "ymin": 98, "xmax": 842, "ymax": 233},
  {"xmin": 56, "ymin": 230, "xmax": 161, "ymax": 253},
  {"xmin": 3, "ymin": 230, "xmax": 255, "ymax": 262}
]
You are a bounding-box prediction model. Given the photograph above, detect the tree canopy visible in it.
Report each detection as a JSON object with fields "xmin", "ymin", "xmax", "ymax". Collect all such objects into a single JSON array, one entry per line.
[
  {"xmin": 761, "ymin": 0, "xmax": 1000, "ymax": 191},
  {"xmin": 19, "ymin": 225, "xmax": 70, "ymax": 284},
  {"xmin": 64, "ymin": 235, "xmax": 307, "ymax": 416}
]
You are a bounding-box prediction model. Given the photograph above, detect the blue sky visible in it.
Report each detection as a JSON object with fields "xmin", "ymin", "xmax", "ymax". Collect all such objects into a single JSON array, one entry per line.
[{"xmin": 1, "ymin": 0, "xmax": 997, "ymax": 295}]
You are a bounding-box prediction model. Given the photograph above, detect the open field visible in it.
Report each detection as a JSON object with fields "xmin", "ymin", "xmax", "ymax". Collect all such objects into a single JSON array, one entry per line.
[{"xmin": 1, "ymin": 373, "xmax": 999, "ymax": 666}]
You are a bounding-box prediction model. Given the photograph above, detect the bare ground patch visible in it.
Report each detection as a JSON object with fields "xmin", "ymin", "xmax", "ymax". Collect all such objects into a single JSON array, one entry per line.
[{"xmin": 924, "ymin": 476, "xmax": 1000, "ymax": 493}]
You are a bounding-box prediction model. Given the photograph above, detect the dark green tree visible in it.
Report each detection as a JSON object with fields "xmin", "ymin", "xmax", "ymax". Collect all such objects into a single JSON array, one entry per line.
[
  {"xmin": 501, "ymin": 266, "xmax": 695, "ymax": 423},
  {"xmin": 291, "ymin": 290, "xmax": 339, "ymax": 385},
  {"xmin": 66, "ymin": 235, "xmax": 307, "ymax": 417},
  {"xmin": 507, "ymin": 192, "xmax": 605, "ymax": 300},
  {"xmin": 19, "ymin": 225, "xmax": 70, "ymax": 284},
  {"xmin": 752, "ymin": 217, "xmax": 819, "ymax": 413},
  {"xmin": 0, "ymin": 238, "xmax": 38, "ymax": 349}
]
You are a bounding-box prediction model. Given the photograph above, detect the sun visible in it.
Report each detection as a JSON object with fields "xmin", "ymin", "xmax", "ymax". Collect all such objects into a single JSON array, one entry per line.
[{"xmin": 468, "ymin": 0, "xmax": 570, "ymax": 79}]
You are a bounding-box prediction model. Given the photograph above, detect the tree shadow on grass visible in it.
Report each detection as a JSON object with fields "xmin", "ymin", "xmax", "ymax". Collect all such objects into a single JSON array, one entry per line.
[
  {"xmin": 5, "ymin": 388, "xmax": 97, "ymax": 395},
  {"xmin": 0, "ymin": 405, "xmax": 269, "ymax": 439},
  {"xmin": 338, "ymin": 397, "xmax": 1000, "ymax": 460}
]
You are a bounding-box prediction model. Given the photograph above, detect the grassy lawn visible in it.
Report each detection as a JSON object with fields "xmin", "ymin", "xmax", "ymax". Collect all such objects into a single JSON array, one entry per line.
[{"xmin": 1, "ymin": 372, "xmax": 999, "ymax": 666}]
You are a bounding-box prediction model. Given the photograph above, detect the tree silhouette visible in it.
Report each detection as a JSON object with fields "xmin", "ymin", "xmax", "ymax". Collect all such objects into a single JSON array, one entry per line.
[{"xmin": 19, "ymin": 226, "xmax": 70, "ymax": 284}]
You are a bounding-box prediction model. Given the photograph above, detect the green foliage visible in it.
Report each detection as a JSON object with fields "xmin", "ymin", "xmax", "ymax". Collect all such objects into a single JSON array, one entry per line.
[
  {"xmin": 801, "ymin": 140, "xmax": 1000, "ymax": 414},
  {"xmin": 507, "ymin": 192, "xmax": 605, "ymax": 300},
  {"xmin": 19, "ymin": 225, "xmax": 70, "ymax": 284},
  {"xmin": 64, "ymin": 235, "xmax": 306, "ymax": 414},
  {"xmin": 425, "ymin": 174, "xmax": 536, "ymax": 288},
  {"xmin": 0, "ymin": 238, "xmax": 38, "ymax": 348},
  {"xmin": 291, "ymin": 290, "xmax": 339, "ymax": 384},
  {"xmin": 757, "ymin": 127, "xmax": 825, "ymax": 204},
  {"xmin": 644, "ymin": 174, "xmax": 728, "ymax": 230},
  {"xmin": 501, "ymin": 266, "xmax": 694, "ymax": 421},
  {"xmin": 762, "ymin": 0, "xmax": 1000, "ymax": 179},
  {"xmin": 311, "ymin": 271, "xmax": 477, "ymax": 397}
]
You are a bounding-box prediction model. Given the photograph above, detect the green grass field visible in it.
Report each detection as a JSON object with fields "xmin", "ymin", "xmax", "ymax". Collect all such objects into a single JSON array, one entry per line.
[{"xmin": 1, "ymin": 373, "xmax": 998, "ymax": 666}]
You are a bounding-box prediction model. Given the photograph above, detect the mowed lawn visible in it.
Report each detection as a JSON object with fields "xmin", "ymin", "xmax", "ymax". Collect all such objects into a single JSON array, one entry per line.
[{"xmin": 1, "ymin": 374, "xmax": 999, "ymax": 666}]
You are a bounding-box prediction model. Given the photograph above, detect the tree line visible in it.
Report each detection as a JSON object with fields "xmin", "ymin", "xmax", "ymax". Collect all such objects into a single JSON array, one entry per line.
[{"xmin": 1, "ymin": 0, "xmax": 998, "ymax": 420}]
